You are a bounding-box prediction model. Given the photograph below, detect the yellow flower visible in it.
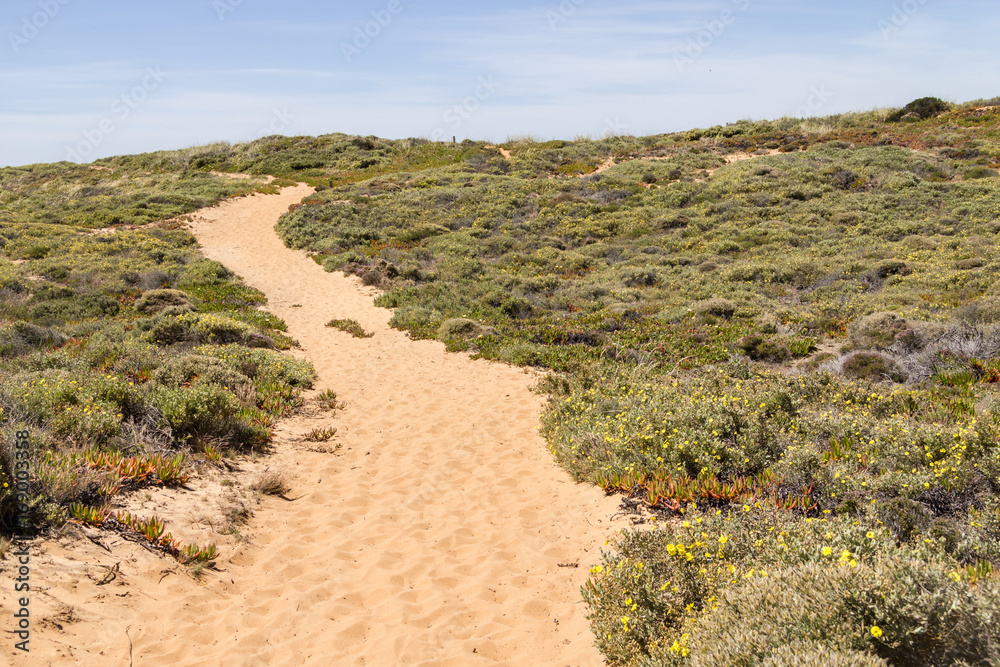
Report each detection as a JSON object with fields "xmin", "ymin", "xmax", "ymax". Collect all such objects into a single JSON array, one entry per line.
[
  {"xmin": 871, "ymin": 626, "xmax": 883, "ymax": 638},
  {"xmin": 822, "ymin": 546, "xmax": 832, "ymax": 557},
  {"xmin": 867, "ymin": 531, "xmax": 876, "ymax": 539}
]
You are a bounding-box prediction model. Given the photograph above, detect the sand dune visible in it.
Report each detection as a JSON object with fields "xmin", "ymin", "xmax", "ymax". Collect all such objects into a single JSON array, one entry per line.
[{"xmin": 4, "ymin": 185, "xmax": 624, "ymax": 665}]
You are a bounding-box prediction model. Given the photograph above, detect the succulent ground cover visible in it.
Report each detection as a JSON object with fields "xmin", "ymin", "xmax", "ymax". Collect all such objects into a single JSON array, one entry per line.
[{"xmin": 1, "ymin": 96, "xmax": 999, "ymax": 661}]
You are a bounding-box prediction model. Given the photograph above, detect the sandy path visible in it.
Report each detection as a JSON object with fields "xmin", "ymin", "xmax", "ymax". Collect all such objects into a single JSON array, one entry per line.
[
  {"xmin": 590, "ymin": 157, "xmax": 616, "ymax": 175},
  {"xmin": 10, "ymin": 185, "xmax": 622, "ymax": 665}
]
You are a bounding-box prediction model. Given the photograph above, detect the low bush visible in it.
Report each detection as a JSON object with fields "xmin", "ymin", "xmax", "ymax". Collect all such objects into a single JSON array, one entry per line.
[
  {"xmin": 438, "ymin": 318, "xmax": 497, "ymax": 342},
  {"xmin": 964, "ymin": 167, "xmax": 997, "ymax": 180},
  {"xmin": 325, "ymin": 318, "xmax": 374, "ymax": 338},
  {"xmin": 739, "ymin": 334, "xmax": 791, "ymax": 363},
  {"xmin": 872, "ymin": 260, "xmax": 910, "ymax": 279},
  {"xmin": 585, "ymin": 508, "xmax": 999, "ymax": 667},
  {"xmin": 141, "ymin": 312, "xmax": 275, "ymax": 348},
  {"xmin": 134, "ymin": 288, "xmax": 195, "ymax": 315},
  {"xmin": 956, "ymin": 297, "xmax": 1000, "ymax": 324},
  {"xmin": 694, "ymin": 298, "xmax": 737, "ymax": 319},
  {"xmin": 150, "ymin": 354, "xmax": 253, "ymax": 392},
  {"xmin": 149, "ymin": 383, "xmax": 241, "ymax": 440},
  {"xmin": 192, "ymin": 344, "xmax": 316, "ymax": 387},
  {"xmin": 841, "ymin": 352, "xmax": 907, "ymax": 383},
  {"xmin": 849, "ymin": 312, "xmax": 910, "ymax": 350},
  {"xmin": 31, "ymin": 293, "xmax": 120, "ymax": 325},
  {"xmin": 0, "ymin": 322, "xmax": 66, "ymax": 357},
  {"xmin": 677, "ymin": 558, "xmax": 998, "ymax": 666},
  {"xmin": 887, "ymin": 97, "xmax": 950, "ymax": 122}
]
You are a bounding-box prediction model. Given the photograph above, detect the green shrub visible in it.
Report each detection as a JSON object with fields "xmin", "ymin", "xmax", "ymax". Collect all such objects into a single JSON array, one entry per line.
[
  {"xmin": 787, "ymin": 337, "xmax": 818, "ymax": 357},
  {"xmin": 585, "ymin": 506, "xmax": 999, "ymax": 667},
  {"xmin": 0, "ymin": 322, "xmax": 66, "ymax": 357},
  {"xmin": 395, "ymin": 223, "xmax": 448, "ymax": 243},
  {"xmin": 956, "ymin": 297, "xmax": 1000, "ymax": 324},
  {"xmin": 178, "ymin": 259, "xmax": 233, "ymax": 286},
  {"xmin": 149, "ymin": 384, "xmax": 240, "ymax": 439},
  {"xmin": 193, "ymin": 344, "xmax": 315, "ymax": 387},
  {"xmin": 849, "ymin": 312, "xmax": 909, "ymax": 350},
  {"xmin": 31, "ymin": 293, "xmax": 120, "ymax": 325},
  {"xmin": 872, "ymin": 260, "xmax": 910, "ymax": 279},
  {"xmin": 142, "ymin": 312, "xmax": 274, "ymax": 348},
  {"xmin": 678, "ymin": 558, "xmax": 998, "ymax": 667},
  {"xmin": 325, "ymin": 318, "xmax": 374, "ymax": 338},
  {"xmin": 142, "ymin": 316, "xmax": 192, "ymax": 345},
  {"xmin": 964, "ymin": 167, "xmax": 997, "ymax": 180},
  {"xmin": 695, "ymin": 298, "xmax": 737, "ymax": 319},
  {"xmin": 383, "ymin": 306, "xmax": 443, "ymax": 339},
  {"xmin": 9, "ymin": 370, "xmax": 138, "ymax": 446},
  {"xmin": 623, "ymin": 269, "xmax": 661, "ymax": 288},
  {"xmin": 841, "ymin": 352, "xmax": 906, "ymax": 383},
  {"xmin": 438, "ymin": 318, "xmax": 497, "ymax": 342},
  {"xmin": 150, "ymin": 354, "xmax": 253, "ymax": 392},
  {"xmin": 954, "ymin": 258, "xmax": 986, "ymax": 270},
  {"xmin": 887, "ymin": 97, "xmax": 950, "ymax": 121},
  {"xmin": 134, "ymin": 288, "xmax": 195, "ymax": 315},
  {"xmin": 739, "ymin": 334, "xmax": 791, "ymax": 362}
]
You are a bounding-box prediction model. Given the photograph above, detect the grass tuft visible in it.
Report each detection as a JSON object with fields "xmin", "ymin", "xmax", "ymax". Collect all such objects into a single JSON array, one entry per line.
[{"xmin": 325, "ymin": 318, "xmax": 374, "ymax": 338}]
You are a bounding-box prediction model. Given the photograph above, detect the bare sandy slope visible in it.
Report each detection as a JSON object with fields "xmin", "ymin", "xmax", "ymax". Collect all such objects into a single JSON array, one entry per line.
[{"xmin": 6, "ymin": 185, "xmax": 624, "ymax": 666}]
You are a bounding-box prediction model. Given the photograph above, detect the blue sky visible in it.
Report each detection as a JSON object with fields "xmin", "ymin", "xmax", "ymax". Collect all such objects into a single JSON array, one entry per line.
[{"xmin": 1, "ymin": 0, "xmax": 998, "ymax": 166}]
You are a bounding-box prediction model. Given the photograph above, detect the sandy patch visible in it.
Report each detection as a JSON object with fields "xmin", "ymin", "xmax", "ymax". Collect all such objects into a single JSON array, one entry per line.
[
  {"xmin": 3, "ymin": 185, "xmax": 623, "ymax": 666},
  {"xmin": 589, "ymin": 156, "xmax": 616, "ymax": 175},
  {"xmin": 486, "ymin": 145, "xmax": 512, "ymax": 159}
]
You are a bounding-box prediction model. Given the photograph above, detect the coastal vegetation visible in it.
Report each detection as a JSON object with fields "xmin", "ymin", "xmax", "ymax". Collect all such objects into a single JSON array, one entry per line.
[
  {"xmin": 270, "ymin": 96, "xmax": 1000, "ymax": 665},
  {"xmin": 2, "ymin": 95, "xmax": 999, "ymax": 662}
]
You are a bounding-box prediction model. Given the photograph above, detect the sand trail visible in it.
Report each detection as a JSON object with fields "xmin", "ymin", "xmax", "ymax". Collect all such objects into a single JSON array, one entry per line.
[{"xmin": 12, "ymin": 185, "xmax": 622, "ymax": 666}]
